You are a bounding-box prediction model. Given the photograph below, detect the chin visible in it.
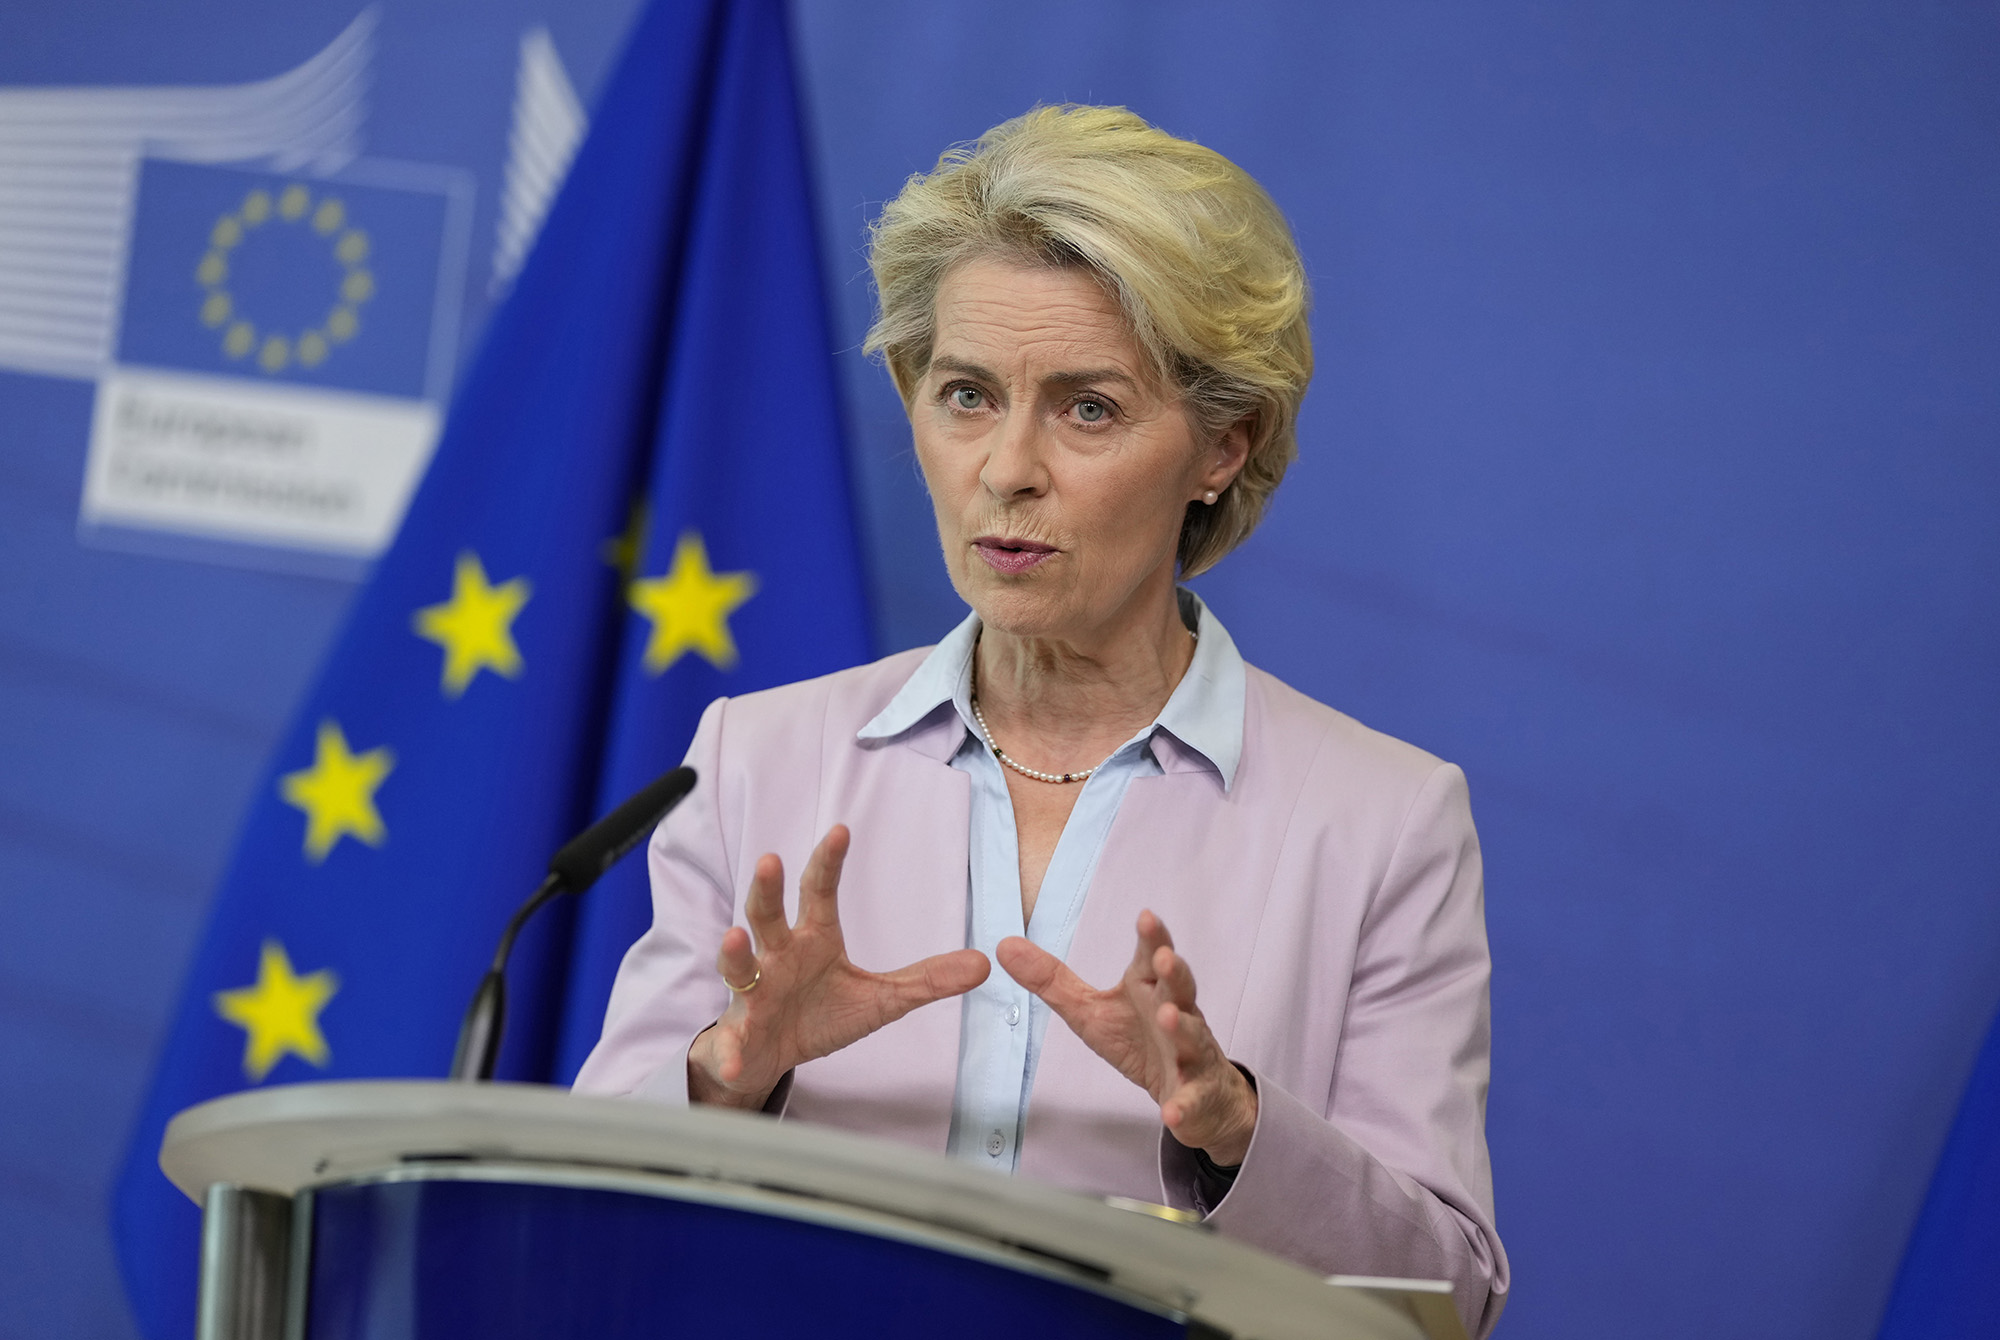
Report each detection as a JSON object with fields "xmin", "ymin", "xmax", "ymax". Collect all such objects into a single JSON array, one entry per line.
[{"xmin": 963, "ymin": 579, "xmax": 1076, "ymax": 640}]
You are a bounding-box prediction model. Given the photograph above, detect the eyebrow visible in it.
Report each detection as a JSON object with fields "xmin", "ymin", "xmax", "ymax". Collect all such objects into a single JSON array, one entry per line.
[
  {"xmin": 928, "ymin": 354, "xmax": 1141, "ymax": 392},
  {"xmin": 928, "ymin": 355, "xmax": 996, "ymax": 382}
]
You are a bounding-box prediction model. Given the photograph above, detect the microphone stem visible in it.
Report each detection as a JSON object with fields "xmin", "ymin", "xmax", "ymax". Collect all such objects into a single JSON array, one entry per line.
[
  {"xmin": 451, "ymin": 872, "xmax": 563, "ymax": 1082},
  {"xmin": 491, "ymin": 872, "xmax": 564, "ymax": 974},
  {"xmin": 448, "ymin": 765, "xmax": 696, "ymax": 1082}
]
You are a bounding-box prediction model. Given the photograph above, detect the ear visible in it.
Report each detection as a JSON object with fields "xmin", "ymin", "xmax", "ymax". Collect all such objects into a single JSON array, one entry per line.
[{"xmin": 1195, "ymin": 416, "xmax": 1254, "ymax": 498}]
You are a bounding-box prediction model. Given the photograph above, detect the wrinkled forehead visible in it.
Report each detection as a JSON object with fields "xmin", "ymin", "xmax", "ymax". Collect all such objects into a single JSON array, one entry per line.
[{"xmin": 926, "ymin": 255, "xmax": 1152, "ymax": 388}]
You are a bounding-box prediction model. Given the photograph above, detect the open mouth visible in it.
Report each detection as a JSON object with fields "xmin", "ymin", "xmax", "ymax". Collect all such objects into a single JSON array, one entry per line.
[{"xmin": 973, "ymin": 537, "xmax": 1056, "ymax": 575}]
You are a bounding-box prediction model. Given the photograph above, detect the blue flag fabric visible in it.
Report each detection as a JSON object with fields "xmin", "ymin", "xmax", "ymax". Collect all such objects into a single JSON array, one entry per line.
[
  {"xmin": 1876, "ymin": 1003, "xmax": 2000, "ymax": 1339},
  {"xmin": 110, "ymin": 0, "xmax": 872, "ymax": 1333}
]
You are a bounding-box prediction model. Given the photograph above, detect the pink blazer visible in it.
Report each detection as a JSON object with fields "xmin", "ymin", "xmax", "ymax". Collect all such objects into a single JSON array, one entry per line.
[{"xmin": 574, "ymin": 648, "xmax": 1509, "ymax": 1337}]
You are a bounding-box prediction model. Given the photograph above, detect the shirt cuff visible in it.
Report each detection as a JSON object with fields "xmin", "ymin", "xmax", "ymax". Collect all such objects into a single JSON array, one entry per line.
[{"xmin": 1189, "ymin": 1148, "xmax": 1242, "ymax": 1214}]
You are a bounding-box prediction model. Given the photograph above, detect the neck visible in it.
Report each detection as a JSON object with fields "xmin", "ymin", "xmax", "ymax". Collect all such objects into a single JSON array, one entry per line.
[{"xmin": 973, "ymin": 584, "xmax": 1196, "ymax": 774}]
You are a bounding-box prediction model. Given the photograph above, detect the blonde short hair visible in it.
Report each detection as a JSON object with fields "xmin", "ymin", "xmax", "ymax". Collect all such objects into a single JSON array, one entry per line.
[{"xmin": 863, "ymin": 105, "xmax": 1313, "ymax": 577}]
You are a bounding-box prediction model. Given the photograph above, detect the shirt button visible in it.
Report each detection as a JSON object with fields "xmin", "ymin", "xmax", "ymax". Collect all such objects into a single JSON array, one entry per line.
[
  {"xmin": 1005, "ymin": 1003, "xmax": 1021, "ymax": 1027},
  {"xmin": 986, "ymin": 1130, "xmax": 1006, "ymax": 1157}
]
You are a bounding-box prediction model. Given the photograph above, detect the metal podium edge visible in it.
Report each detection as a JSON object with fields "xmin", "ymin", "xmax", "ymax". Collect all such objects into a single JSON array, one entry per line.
[{"xmin": 161, "ymin": 1080, "xmax": 1438, "ymax": 1340}]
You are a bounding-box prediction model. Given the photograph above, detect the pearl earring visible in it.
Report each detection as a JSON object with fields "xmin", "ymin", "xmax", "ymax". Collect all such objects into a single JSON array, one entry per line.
[{"xmin": 1203, "ymin": 489, "xmax": 1218, "ymax": 505}]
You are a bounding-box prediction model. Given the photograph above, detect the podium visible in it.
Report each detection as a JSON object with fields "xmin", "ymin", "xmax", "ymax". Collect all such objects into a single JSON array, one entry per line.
[{"xmin": 161, "ymin": 1081, "xmax": 1464, "ymax": 1340}]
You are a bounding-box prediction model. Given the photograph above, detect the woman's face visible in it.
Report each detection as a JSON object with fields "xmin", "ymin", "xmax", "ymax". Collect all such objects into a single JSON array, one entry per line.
[{"xmin": 912, "ymin": 256, "xmax": 1243, "ymax": 645}]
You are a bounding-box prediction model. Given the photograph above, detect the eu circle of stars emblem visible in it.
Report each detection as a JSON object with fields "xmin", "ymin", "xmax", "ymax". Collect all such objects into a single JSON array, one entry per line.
[{"xmin": 197, "ymin": 182, "xmax": 375, "ymax": 375}]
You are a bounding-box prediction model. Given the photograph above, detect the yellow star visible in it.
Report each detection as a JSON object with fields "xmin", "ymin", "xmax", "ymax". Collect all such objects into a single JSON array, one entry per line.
[
  {"xmin": 627, "ymin": 530, "xmax": 758, "ymax": 674},
  {"xmin": 411, "ymin": 551, "xmax": 532, "ymax": 698},
  {"xmin": 279, "ymin": 720, "xmax": 395, "ymax": 862},
  {"xmin": 212, "ymin": 939, "xmax": 339, "ymax": 1082}
]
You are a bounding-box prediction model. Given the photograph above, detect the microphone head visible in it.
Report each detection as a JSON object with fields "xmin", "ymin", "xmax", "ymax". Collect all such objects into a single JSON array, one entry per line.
[{"xmin": 547, "ymin": 766, "xmax": 697, "ymax": 894}]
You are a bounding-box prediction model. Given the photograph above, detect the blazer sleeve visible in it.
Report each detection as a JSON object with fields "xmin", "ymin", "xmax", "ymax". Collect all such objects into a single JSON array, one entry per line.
[
  {"xmin": 1158, "ymin": 761, "xmax": 1509, "ymax": 1340},
  {"xmin": 570, "ymin": 696, "xmax": 737, "ymax": 1102}
]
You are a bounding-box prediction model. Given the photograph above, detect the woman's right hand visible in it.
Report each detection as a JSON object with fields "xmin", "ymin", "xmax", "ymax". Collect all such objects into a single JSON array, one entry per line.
[{"xmin": 687, "ymin": 824, "xmax": 990, "ymax": 1109}]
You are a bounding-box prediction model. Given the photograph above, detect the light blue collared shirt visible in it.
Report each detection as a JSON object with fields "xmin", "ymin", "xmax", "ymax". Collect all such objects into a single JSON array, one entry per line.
[{"xmin": 857, "ymin": 589, "xmax": 1246, "ymax": 1173}]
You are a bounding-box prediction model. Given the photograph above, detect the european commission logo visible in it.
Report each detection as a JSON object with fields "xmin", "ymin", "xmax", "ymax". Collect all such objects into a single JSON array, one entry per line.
[
  {"xmin": 196, "ymin": 183, "xmax": 375, "ymax": 376},
  {"xmin": 119, "ymin": 161, "xmax": 456, "ymax": 399},
  {"xmin": 84, "ymin": 159, "xmax": 468, "ymax": 569},
  {"xmin": 2, "ymin": 12, "xmax": 583, "ymax": 573}
]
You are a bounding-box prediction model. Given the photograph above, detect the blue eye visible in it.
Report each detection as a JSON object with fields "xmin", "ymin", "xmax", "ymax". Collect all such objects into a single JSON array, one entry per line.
[
  {"xmin": 1075, "ymin": 399, "xmax": 1107, "ymax": 423},
  {"xmin": 950, "ymin": 386, "xmax": 984, "ymax": 410}
]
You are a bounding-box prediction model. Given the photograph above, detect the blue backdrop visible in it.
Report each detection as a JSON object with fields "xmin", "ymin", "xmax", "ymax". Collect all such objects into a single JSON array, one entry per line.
[{"xmin": 1, "ymin": 3, "xmax": 1996, "ymax": 1339}]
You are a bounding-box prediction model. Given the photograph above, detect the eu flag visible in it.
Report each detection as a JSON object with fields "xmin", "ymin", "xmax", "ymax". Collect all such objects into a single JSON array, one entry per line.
[
  {"xmin": 1876, "ymin": 1003, "xmax": 2000, "ymax": 1339},
  {"xmin": 111, "ymin": 0, "xmax": 872, "ymax": 1334}
]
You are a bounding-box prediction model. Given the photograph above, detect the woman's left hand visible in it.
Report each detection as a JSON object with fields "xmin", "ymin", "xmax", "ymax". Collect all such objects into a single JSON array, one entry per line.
[{"xmin": 997, "ymin": 909, "xmax": 1259, "ymax": 1166}]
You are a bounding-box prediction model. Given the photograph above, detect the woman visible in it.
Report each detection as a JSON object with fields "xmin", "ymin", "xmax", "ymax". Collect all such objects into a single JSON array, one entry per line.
[{"xmin": 575, "ymin": 105, "xmax": 1508, "ymax": 1337}]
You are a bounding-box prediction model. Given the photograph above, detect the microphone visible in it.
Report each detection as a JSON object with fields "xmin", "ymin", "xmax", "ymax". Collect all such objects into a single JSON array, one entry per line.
[{"xmin": 449, "ymin": 766, "xmax": 698, "ymax": 1081}]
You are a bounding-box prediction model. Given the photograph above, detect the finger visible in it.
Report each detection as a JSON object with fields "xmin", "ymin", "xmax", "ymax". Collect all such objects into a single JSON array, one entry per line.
[
  {"xmin": 882, "ymin": 948, "xmax": 991, "ymax": 1013},
  {"xmin": 1160, "ymin": 1080, "xmax": 1218, "ymax": 1139},
  {"xmin": 1154, "ymin": 1012, "xmax": 1214, "ymax": 1134},
  {"xmin": 1156, "ymin": 998, "xmax": 1214, "ymax": 1071},
  {"xmin": 712, "ymin": 1025, "xmax": 745, "ymax": 1083},
  {"xmin": 1151, "ymin": 946, "xmax": 1199, "ymax": 1011},
  {"xmin": 797, "ymin": 824, "xmax": 851, "ymax": 928},
  {"xmin": 1161, "ymin": 1081, "xmax": 1194, "ymax": 1136},
  {"xmin": 1150, "ymin": 998, "xmax": 1189, "ymax": 1092},
  {"xmin": 1126, "ymin": 910, "xmax": 1175, "ymax": 982},
  {"xmin": 1161, "ymin": 1051, "xmax": 1256, "ymax": 1163},
  {"xmin": 716, "ymin": 925, "xmax": 759, "ymax": 998},
  {"xmin": 998, "ymin": 936, "xmax": 1099, "ymax": 1022},
  {"xmin": 744, "ymin": 853, "xmax": 791, "ymax": 950}
]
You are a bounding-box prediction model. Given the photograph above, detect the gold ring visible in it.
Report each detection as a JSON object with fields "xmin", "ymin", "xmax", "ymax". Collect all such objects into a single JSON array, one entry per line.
[{"xmin": 724, "ymin": 966, "xmax": 761, "ymax": 994}]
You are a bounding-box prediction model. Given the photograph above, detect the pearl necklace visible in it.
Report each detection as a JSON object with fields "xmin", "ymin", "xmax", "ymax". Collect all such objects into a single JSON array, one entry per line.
[
  {"xmin": 970, "ymin": 629, "xmax": 1197, "ymax": 785},
  {"xmin": 971, "ymin": 695, "xmax": 1103, "ymax": 784}
]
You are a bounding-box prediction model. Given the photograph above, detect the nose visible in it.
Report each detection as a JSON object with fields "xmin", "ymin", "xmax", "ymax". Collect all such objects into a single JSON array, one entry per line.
[{"xmin": 979, "ymin": 410, "xmax": 1048, "ymax": 501}]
